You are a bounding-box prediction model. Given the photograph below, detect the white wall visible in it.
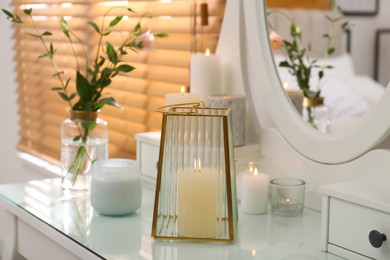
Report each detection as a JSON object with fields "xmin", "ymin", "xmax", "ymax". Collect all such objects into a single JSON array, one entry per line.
[
  {"xmin": 0, "ymin": 0, "xmax": 51, "ymax": 251},
  {"xmin": 348, "ymin": 0, "xmax": 390, "ymax": 80}
]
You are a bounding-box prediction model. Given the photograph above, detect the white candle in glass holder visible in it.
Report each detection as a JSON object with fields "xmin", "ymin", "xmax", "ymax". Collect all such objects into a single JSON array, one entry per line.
[
  {"xmin": 177, "ymin": 159, "xmax": 218, "ymax": 238},
  {"xmin": 165, "ymin": 86, "xmax": 201, "ymax": 106},
  {"xmin": 241, "ymin": 168, "xmax": 269, "ymax": 214}
]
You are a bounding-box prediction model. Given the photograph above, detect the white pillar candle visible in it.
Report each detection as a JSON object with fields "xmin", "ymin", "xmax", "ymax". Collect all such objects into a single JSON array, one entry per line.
[
  {"xmin": 165, "ymin": 86, "xmax": 201, "ymax": 106},
  {"xmin": 241, "ymin": 168, "xmax": 269, "ymax": 214},
  {"xmin": 177, "ymin": 160, "xmax": 218, "ymax": 238},
  {"xmin": 190, "ymin": 49, "xmax": 221, "ymax": 101}
]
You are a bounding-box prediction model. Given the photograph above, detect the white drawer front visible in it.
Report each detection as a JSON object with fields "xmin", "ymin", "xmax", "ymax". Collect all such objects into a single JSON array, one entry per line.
[
  {"xmin": 139, "ymin": 142, "xmax": 159, "ymax": 179},
  {"xmin": 329, "ymin": 198, "xmax": 390, "ymax": 259}
]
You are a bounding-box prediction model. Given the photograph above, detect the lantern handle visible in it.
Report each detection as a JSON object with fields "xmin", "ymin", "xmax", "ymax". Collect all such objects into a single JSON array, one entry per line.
[{"xmin": 155, "ymin": 102, "xmax": 205, "ymax": 114}]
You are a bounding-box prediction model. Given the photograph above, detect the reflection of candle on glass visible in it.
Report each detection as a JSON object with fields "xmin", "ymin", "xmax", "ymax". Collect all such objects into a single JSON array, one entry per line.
[
  {"xmin": 241, "ymin": 168, "xmax": 269, "ymax": 214},
  {"xmin": 190, "ymin": 48, "xmax": 221, "ymax": 101},
  {"xmin": 165, "ymin": 85, "xmax": 200, "ymax": 105},
  {"xmin": 177, "ymin": 158, "xmax": 218, "ymax": 238}
]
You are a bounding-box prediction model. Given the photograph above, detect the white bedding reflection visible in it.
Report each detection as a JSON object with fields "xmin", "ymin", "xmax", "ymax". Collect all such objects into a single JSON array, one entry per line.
[{"xmin": 274, "ymin": 53, "xmax": 385, "ymax": 133}]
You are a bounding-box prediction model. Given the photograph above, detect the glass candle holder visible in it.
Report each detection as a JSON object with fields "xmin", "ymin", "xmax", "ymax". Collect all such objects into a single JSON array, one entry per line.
[
  {"xmin": 90, "ymin": 159, "xmax": 142, "ymax": 216},
  {"xmin": 270, "ymin": 178, "xmax": 305, "ymax": 216}
]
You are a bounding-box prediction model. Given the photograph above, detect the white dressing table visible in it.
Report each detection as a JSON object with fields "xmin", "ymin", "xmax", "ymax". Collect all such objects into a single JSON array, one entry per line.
[{"xmin": 0, "ymin": 178, "xmax": 343, "ymax": 260}]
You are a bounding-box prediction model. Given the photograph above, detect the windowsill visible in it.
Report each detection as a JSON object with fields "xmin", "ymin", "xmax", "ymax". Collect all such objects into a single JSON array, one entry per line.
[{"xmin": 17, "ymin": 152, "xmax": 62, "ymax": 178}]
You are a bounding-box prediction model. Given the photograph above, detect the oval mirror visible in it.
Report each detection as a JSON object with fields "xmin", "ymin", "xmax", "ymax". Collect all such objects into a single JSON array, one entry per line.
[
  {"xmin": 265, "ymin": 1, "xmax": 385, "ymax": 134},
  {"xmin": 241, "ymin": 0, "xmax": 390, "ymax": 164}
]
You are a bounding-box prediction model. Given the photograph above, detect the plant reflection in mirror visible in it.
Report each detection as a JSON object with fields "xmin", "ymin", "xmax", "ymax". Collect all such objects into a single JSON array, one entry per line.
[{"xmin": 268, "ymin": 9, "xmax": 349, "ymax": 130}]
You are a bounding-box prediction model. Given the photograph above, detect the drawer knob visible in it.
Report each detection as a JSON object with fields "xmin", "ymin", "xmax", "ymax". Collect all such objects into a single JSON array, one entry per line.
[{"xmin": 369, "ymin": 230, "xmax": 387, "ymax": 248}]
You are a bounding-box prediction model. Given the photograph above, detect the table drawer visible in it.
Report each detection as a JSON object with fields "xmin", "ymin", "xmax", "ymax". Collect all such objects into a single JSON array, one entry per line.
[
  {"xmin": 18, "ymin": 219, "xmax": 82, "ymax": 260},
  {"xmin": 328, "ymin": 198, "xmax": 390, "ymax": 259},
  {"xmin": 138, "ymin": 142, "xmax": 159, "ymax": 179}
]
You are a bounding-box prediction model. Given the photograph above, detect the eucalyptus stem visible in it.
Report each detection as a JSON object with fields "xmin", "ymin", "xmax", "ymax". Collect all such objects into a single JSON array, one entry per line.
[{"xmin": 26, "ymin": 15, "xmax": 74, "ymax": 109}]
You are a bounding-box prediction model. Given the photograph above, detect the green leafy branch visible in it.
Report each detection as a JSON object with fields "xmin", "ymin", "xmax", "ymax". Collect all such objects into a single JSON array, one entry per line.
[{"xmin": 268, "ymin": 11, "xmax": 349, "ymax": 99}]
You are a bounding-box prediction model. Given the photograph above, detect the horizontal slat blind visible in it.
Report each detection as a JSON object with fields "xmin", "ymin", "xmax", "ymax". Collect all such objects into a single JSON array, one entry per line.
[{"xmin": 13, "ymin": 0, "xmax": 225, "ymax": 164}]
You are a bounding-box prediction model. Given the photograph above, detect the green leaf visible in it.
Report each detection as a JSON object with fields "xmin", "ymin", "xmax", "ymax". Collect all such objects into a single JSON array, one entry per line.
[
  {"xmin": 87, "ymin": 21, "xmax": 100, "ymax": 34},
  {"xmin": 68, "ymin": 92, "xmax": 77, "ymax": 101},
  {"xmin": 116, "ymin": 64, "xmax": 134, "ymax": 73},
  {"xmin": 94, "ymin": 97, "xmax": 121, "ymax": 110},
  {"xmin": 279, "ymin": 61, "xmax": 291, "ymax": 68},
  {"xmin": 109, "ymin": 16, "xmax": 123, "ymax": 27},
  {"xmin": 60, "ymin": 17, "xmax": 70, "ymax": 37},
  {"xmin": 39, "ymin": 43, "xmax": 55, "ymax": 59},
  {"xmin": 106, "ymin": 42, "xmax": 118, "ymax": 64},
  {"xmin": 51, "ymin": 87, "xmax": 63, "ymax": 91},
  {"xmin": 76, "ymin": 71, "xmax": 92, "ymax": 101},
  {"xmin": 327, "ymin": 48, "xmax": 335, "ymax": 55},
  {"xmin": 97, "ymin": 56, "xmax": 105, "ymax": 67},
  {"xmin": 42, "ymin": 31, "xmax": 52, "ymax": 36},
  {"xmin": 318, "ymin": 70, "xmax": 324, "ymax": 79},
  {"xmin": 155, "ymin": 33, "xmax": 168, "ymax": 38},
  {"xmin": 2, "ymin": 9, "xmax": 22, "ymax": 23},
  {"xmin": 73, "ymin": 135, "xmax": 82, "ymax": 142},
  {"xmin": 58, "ymin": 92, "xmax": 70, "ymax": 101},
  {"xmin": 27, "ymin": 33, "xmax": 42, "ymax": 38},
  {"xmin": 23, "ymin": 8, "xmax": 32, "ymax": 15},
  {"xmin": 127, "ymin": 8, "xmax": 135, "ymax": 13},
  {"xmin": 65, "ymin": 77, "xmax": 71, "ymax": 87}
]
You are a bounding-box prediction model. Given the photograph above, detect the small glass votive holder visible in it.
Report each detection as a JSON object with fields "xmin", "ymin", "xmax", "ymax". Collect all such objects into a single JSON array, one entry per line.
[{"xmin": 270, "ymin": 178, "xmax": 306, "ymax": 216}]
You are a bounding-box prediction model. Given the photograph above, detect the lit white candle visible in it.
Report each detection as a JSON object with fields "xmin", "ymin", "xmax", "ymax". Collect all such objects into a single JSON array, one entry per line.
[
  {"xmin": 190, "ymin": 49, "xmax": 221, "ymax": 101},
  {"xmin": 241, "ymin": 168, "xmax": 269, "ymax": 214},
  {"xmin": 177, "ymin": 159, "xmax": 218, "ymax": 238},
  {"xmin": 165, "ymin": 85, "xmax": 201, "ymax": 105}
]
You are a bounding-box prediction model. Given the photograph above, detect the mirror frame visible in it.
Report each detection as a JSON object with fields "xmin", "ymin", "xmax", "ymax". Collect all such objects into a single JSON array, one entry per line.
[{"xmin": 242, "ymin": 0, "xmax": 390, "ymax": 164}]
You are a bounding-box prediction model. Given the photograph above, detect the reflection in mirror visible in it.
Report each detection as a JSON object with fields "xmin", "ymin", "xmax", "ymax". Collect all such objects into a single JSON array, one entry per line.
[{"xmin": 265, "ymin": 1, "xmax": 385, "ymax": 134}]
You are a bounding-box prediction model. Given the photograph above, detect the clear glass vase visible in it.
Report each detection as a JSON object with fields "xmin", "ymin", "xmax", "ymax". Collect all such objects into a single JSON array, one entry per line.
[
  {"xmin": 302, "ymin": 97, "xmax": 331, "ymax": 133},
  {"xmin": 61, "ymin": 110, "xmax": 108, "ymax": 192}
]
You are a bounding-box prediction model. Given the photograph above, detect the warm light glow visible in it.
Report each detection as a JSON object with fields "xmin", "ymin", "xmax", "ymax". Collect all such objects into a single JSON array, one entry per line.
[
  {"xmin": 180, "ymin": 85, "xmax": 186, "ymax": 95},
  {"xmin": 248, "ymin": 161, "xmax": 254, "ymax": 172},
  {"xmin": 99, "ymin": 1, "xmax": 129, "ymax": 6},
  {"xmin": 283, "ymin": 81, "xmax": 288, "ymax": 89},
  {"xmin": 252, "ymin": 250, "xmax": 256, "ymax": 256},
  {"xmin": 62, "ymin": 16, "xmax": 72, "ymax": 21},
  {"xmin": 286, "ymin": 198, "xmax": 291, "ymax": 203},
  {"xmin": 22, "ymin": 4, "xmax": 47, "ymax": 9},
  {"xmin": 253, "ymin": 168, "xmax": 258, "ymax": 176},
  {"xmin": 61, "ymin": 3, "xmax": 73, "ymax": 8},
  {"xmin": 205, "ymin": 48, "xmax": 211, "ymax": 56},
  {"xmin": 160, "ymin": 0, "xmax": 172, "ymax": 2},
  {"xmin": 194, "ymin": 158, "xmax": 201, "ymax": 173}
]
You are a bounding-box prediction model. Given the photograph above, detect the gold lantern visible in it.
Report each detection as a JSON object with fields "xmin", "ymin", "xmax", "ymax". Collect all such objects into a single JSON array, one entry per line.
[{"xmin": 151, "ymin": 103, "xmax": 238, "ymax": 242}]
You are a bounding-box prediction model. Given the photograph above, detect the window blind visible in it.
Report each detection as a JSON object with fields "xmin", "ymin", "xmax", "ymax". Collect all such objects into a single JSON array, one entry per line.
[{"xmin": 12, "ymin": 0, "xmax": 226, "ymax": 163}]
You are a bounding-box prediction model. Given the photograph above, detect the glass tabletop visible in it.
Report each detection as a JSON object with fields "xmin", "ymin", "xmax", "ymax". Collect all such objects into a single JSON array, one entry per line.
[{"xmin": 0, "ymin": 178, "xmax": 342, "ymax": 260}]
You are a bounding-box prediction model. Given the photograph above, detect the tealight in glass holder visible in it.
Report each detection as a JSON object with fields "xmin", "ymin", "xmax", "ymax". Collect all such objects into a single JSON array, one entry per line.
[
  {"xmin": 151, "ymin": 103, "xmax": 238, "ymax": 242},
  {"xmin": 270, "ymin": 178, "xmax": 306, "ymax": 216}
]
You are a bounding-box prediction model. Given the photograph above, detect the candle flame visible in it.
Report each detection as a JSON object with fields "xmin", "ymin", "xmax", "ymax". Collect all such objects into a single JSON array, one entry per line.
[
  {"xmin": 252, "ymin": 250, "xmax": 256, "ymax": 256},
  {"xmin": 249, "ymin": 166, "xmax": 254, "ymax": 172},
  {"xmin": 286, "ymin": 198, "xmax": 291, "ymax": 203},
  {"xmin": 194, "ymin": 158, "xmax": 201, "ymax": 173},
  {"xmin": 205, "ymin": 48, "xmax": 211, "ymax": 56},
  {"xmin": 283, "ymin": 81, "xmax": 288, "ymax": 89},
  {"xmin": 253, "ymin": 168, "xmax": 258, "ymax": 176},
  {"xmin": 180, "ymin": 85, "xmax": 186, "ymax": 95}
]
